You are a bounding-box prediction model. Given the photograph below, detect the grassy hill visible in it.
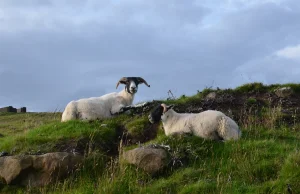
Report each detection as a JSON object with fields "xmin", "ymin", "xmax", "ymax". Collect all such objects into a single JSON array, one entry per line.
[{"xmin": 0, "ymin": 82, "xmax": 300, "ymax": 194}]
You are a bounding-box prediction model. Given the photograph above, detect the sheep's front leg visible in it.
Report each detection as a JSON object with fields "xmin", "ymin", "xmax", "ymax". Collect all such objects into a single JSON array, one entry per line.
[
  {"xmin": 132, "ymin": 101, "xmax": 151, "ymax": 108},
  {"xmin": 171, "ymin": 131, "xmax": 193, "ymax": 138},
  {"xmin": 111, "ymin": 102, "xmax": 151, "ymax": 115},
  {"xmin": 119, "ymin": 102, "xmax": 151, "ymax": 113},
  {"xmin": 118, "ymin": 105, "xmax": 133, "ymax": 113},
  {"xmin": 110, "ymin": 105, "xmax": 133, "ymax": 116}
]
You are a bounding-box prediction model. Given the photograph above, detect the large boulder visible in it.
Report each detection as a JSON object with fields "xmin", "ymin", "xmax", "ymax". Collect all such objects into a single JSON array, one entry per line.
[
  {"xmin": 0, "ymin": 152, "xmax": 83, "ymax": 187},
  {"xmin": 122, "ymin": 147, "xmax": 169, "ymax": 175}
]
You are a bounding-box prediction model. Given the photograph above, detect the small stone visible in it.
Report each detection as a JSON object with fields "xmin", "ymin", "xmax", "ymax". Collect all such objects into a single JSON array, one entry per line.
[
  {"xmin": 206, "ymin": 92, "xmax": 217, "ymax": 100},
  {"xmin": 0, "ymin": 151, "xmax": 9, "ymax": 157},
  {"xmin": 274, "ymin": 87, "xmax": 293, "ymax": 98}
]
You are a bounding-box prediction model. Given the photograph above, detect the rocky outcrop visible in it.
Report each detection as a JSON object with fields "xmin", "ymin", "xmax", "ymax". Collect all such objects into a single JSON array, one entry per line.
[{"xmin": 0, "ymin": 152, "xmax": 83, "ymax": 187}]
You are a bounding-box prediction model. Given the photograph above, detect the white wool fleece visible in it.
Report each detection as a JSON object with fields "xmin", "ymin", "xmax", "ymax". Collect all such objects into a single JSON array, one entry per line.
[
  {"xmin": 161, "ymin": 109, "xmax": 241, "ymax": 140},
  {"xmin": 61, "ymin": 89, "xmax": 134, "ymax": 122}
]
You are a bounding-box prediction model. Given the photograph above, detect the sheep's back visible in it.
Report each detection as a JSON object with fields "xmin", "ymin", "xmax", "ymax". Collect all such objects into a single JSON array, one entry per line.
[
  {"xmin": 74, "ymin": 93, "xmax": 117, "ymax": 118},
  {"xmin": 188, "ymin": 110, "xmax": 226, "ymax": 137}
]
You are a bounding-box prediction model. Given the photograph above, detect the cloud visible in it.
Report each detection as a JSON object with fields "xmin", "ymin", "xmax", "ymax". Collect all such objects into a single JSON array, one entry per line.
[
  {"xmin": 233, "ymin": 53, "xmax": 300, "ymax": 87},
  {"xmin": 275, "ymin": 44, "xmax": 300, "ymax": 61},
  {"xmin": 0, "ymin": 0, "xmax": 300, "ymax": 111}
]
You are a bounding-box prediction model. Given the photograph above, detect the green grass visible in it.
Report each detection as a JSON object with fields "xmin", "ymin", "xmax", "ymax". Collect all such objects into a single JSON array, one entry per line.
[
  {"xmin": 233, "ymin": 82, "xmax": 300, "ymax": 94},
  {"xmin": 234, "ymin": 82, "xmax": 267, "ymax": 93},
  {"xmin": 0, "ymin": 112, "xmax": 61, "ymax": 136},
  {"xmin": 7, "ymin": 122, "xmax": 296, "ymax": 194},
  {"xmin": 247, "ymin": 97, "xmax": 257, "ymax": 105},
  {"xmin": 125, "ymin": 115, "xmax": 149, "ymax": 137},
  {"xmin": 163, "ymin": 82, "xmax": 300, "ymax": 105},
  {"xmin": 36, "ymin": 125, "xmax": 299, "ymax": 194},
  {"xmin": 0, "ymin": 114, "xmax": 132, "ymax": 154},
  {"xmin": 1, "ymin": 82, "xmax": 300, "ymax": 194}
]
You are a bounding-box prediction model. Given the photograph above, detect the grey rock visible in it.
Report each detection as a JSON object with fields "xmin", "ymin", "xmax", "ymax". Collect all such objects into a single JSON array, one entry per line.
[
  {"xmin": 123, "ymin": 147, "xmax": 169, "ymax": 175},
  {"xmin": 0, "ymin": 152, "xmax": 83, "ymax": 187},
  {"xmin": 206, "ymin": 92, "xmax": 217, "ymax": 100},
  {"xmin": 275, "ymin": 87, "xmax": 293, "ymax": 98}
]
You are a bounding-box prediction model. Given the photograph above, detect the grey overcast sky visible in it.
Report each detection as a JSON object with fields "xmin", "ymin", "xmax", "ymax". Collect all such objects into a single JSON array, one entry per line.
[{"xmin": 0, "ymin": 0, "xmax": 300, "ymax": 112}]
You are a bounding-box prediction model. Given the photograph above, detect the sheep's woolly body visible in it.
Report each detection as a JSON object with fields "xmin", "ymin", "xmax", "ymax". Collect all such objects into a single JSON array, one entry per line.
[
  {"xmin": 61, "ymin": 89, "xmax": 134, "ymax": 122},
  {"xmin": 161, "ymin": 109, "xmax": 241, "ymax": 140}
]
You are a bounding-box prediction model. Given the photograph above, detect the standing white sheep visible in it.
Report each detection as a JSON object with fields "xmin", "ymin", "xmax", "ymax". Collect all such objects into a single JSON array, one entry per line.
[
  {"xmin": 61, "ymin": 77, "xmax": 150, "ymax": 122},
  {"xmin": 148, "ymin": 104, "xmax": 241, "ymax": 141}
]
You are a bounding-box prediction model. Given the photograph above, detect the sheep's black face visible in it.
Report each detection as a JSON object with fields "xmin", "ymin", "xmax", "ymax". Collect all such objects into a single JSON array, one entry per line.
[
  {"xmin": 126, "ymin": 79, "xmax": 139, "ymax": 94},
  {"xmin": 148, "ymin": 105, "xmax": 164, "ymax": 124},
  {"xmin": 117, "ymin": 77, "xmax": 150, "ymax": 94}
]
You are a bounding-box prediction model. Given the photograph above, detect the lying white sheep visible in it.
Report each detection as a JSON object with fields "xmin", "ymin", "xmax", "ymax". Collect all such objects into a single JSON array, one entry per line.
[
  {"xmin": 61, "ymin": 77, "xmax": 150, "ymax": 122},
  {"xmin": 148, "ymin": 104, "xmax": 241, "ymax": 141}
]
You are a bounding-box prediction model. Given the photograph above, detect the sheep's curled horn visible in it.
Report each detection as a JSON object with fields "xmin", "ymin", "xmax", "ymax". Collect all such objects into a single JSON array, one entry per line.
[
  {"xmin": 116, "ymin": 77, "xmax": 128, "ymax": 89},
  {"xmin": 161, "ymin": 104, "xmax": 174, "ymax": 113},
  {"xmin": 137, "ymin": 77, "xmax": 151, "ymax": 87},
  {"xmin": 116, "ymin": 77, "xmax": 151, "ymax": 89}
]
